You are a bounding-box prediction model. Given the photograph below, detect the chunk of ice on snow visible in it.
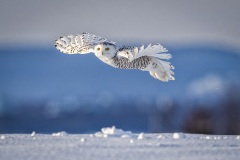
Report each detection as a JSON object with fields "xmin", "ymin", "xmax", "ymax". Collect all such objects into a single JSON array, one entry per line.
[
  {"xmin": 95, "ymin": 126, "xmax": 133, "ymax": 138},
  {"xmin": 52, "ymin": 131, "xmax": 68, "ymax": 137},
  {"xmin": 101, "ymin": 126, "xmax": 117, "ymax": 135},
  {"xmin": 137, "ymin": 133, "xmax": 144, "ymax": 139},
  {"xmin": 31, "ymin": 131, "xmax": 36, "ymax": 137},
  {"xmin": 80, "ymin": 138, "xmax": 86, "ymax": 142},
  {"xmin": 157, "ymin": 135, "xmax": 165, "ymax": 139},
  {"xmin": 173, "ymin": 133, "xmax": 186, "ymax": 139},
  {"xmin": 130, "ymin": 139, "xmax": 134, "ymax": 143},
  {"xmin": 121, "ymin": 134, "xmax": 132, "ymax": 138},
  {"xmin": 101, "ymin": 126, "xmax": 132, "ymax": 135}
]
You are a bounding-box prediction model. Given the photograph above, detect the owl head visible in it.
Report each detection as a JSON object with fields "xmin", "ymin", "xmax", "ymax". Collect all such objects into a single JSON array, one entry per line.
[{"xmin": 94, "ymin": 42, "xmax": 117, "ymax": 59}]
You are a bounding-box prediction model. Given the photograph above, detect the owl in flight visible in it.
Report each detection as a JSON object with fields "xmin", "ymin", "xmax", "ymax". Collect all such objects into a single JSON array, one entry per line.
[{"xmin": 55, "ymin": 32, "xmax": 174, "ymax": 82}]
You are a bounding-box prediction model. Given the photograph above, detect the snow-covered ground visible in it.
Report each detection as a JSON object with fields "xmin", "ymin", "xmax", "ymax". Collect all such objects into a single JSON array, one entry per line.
[{"xmin": 1, "ymin": 126, "xmax": 240, "ymax": 160}]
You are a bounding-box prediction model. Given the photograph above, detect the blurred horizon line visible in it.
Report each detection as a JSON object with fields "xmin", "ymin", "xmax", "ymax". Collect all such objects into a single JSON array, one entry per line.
[{"xmin": 0, "ymin": 40, "xmax": 240, "ymax": 54}]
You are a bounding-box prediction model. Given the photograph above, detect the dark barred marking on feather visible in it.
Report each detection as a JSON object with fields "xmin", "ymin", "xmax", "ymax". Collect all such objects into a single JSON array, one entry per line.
[
  {"xmin": 113, "ymin": 56, "xmax": 151, "ymax": 69},
  {"xmin": 118, "ymin": 46, "xmax": 135, "ymax": 52}
]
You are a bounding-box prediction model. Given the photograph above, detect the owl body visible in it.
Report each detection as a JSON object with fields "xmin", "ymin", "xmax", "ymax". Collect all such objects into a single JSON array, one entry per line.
[
  {"xmin": 112, "ymin": 56, "xmax": 151, "ymax": 70},
  {"xmin": 55, "ymin": 32, "xmax": 175, "ymax": 82}
]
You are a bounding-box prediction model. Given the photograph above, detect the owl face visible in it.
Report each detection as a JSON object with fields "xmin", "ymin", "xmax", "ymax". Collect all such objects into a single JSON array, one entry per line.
[{"xmin": 94, "ymin": 43, "xmax": 116, "ymax": 59}]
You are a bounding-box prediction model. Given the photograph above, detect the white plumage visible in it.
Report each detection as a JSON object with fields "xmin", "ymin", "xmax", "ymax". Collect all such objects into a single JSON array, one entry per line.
[{"xmin": 55, "ymin": 32, "xmax": 175, "ymax": 82}]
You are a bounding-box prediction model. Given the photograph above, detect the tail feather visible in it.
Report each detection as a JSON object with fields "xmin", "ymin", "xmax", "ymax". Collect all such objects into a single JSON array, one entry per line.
[{"xmin": 148, "ymin": 58, "xmax": 175, "ymax": 82}]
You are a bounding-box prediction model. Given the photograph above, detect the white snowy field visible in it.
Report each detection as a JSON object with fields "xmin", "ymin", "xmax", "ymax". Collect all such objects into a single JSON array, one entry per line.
[{"xmin": 1, "ymin": 127, "xmax": 240, "ymax": 160}]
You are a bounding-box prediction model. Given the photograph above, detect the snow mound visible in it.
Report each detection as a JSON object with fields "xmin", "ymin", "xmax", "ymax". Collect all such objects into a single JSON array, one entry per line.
[
  {"xmin": 80, "ymin": 138, "xmax": 86, "ymax": 142},
  {"xmin": 173, "ymin": 132, "xmax": 186, "ymax": 139},
  {"xmin": 52, "ymin": 131, "xmax": 68, "ymax": 137},
  {"xmin": 31, "ymin": 131, "xmax": 36, "ymax": 137},
  {"xmin": 137, "ymin": 133, "xmax": 144, "ymax": 139},
  {"xmin": 94, "ymin": 126, "xmax": 134, "ymax": 138}
]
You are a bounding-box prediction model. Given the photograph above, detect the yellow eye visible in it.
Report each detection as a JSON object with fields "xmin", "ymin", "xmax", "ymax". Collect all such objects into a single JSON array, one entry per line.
[
  {"xmin": 105, "ymin": 47, "xmax": 109, "ymax": 51},
  {"xmin": 97, "ymin": 47, "xmax": 101, "ymax": 50}
]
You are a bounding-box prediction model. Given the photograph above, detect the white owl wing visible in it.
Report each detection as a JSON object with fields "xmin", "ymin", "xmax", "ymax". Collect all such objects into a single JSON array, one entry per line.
[
  {"xmin": 118, "ymin": 43, "xmax": 172, "ymax": 62},
  {"xmin": 117, "ymin": 43, "xmax": 175, "ymax": 81},
  {"xmin": 55, "ymin": 32, "xmax": 116, "ymax": 54}
]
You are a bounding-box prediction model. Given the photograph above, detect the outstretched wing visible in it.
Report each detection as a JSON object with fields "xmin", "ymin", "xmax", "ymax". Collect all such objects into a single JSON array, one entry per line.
[
  {"xmin": 55, "ymin": 32, "xmax": 116, "ymax": 54},
  {"xmin": 118, "ymin": 43, "xmax": 171, "ymax": 62},
  {"xmin": 117, "ymin": 43, "xmax": 175, "ymax": 81}
]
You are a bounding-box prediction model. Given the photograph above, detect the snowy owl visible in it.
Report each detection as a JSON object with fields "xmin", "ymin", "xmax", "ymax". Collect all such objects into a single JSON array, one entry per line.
[{"xmin": 55, "ymin": 32, "xmax": 175, "ymax": 82}]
